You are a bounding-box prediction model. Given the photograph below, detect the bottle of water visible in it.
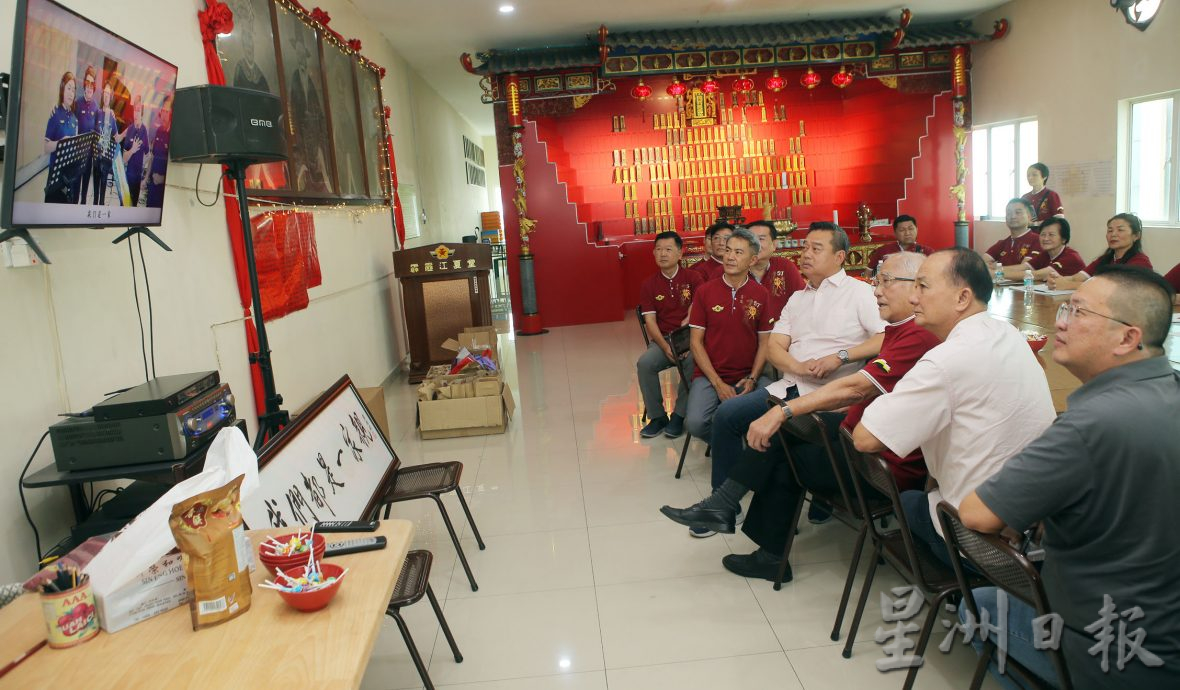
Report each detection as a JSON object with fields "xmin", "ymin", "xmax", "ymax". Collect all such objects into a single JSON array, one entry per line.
[
  {"xmin": 1023, "ymin": 267, "xmax": 1034, "ymax": 291},
  {"xmin": 994, "ymin": 262, "xmax": 1005, "ymax": 285}
]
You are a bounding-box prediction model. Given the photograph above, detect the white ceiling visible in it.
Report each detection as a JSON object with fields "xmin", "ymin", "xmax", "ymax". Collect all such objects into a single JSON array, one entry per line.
[{"xmin": 355, "ymin": 0, "xmax": 1010, "ymax": 136}]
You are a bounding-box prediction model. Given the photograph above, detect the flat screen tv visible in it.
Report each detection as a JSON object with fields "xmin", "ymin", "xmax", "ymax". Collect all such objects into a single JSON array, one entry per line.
[{"xmin": 1, "ymin": 0, "xmax": 178, "ymax": 230}]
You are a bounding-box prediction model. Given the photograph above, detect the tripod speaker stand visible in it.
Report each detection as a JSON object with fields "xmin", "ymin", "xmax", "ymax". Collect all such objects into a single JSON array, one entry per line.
[{"xmin": 224, "ymin": 158, "xmax": 289, "ymax": 449}]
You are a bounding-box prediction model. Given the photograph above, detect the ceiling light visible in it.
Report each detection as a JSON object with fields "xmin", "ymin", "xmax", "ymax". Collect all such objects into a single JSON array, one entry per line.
[
  {"xmin": 1112, "ymin": 0, "xmax": 1161, "ymax": 30},
  {"xmin": 499, "ymin": 4, "xmax": 515, "ymax": 13}
]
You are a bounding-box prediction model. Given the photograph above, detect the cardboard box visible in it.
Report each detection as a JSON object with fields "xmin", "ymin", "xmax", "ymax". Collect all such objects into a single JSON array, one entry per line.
[
  {"xmin": 417, "ymin": 376, "xmax": 515, "ymax": 439},
  {"xmin": 357, "ymin": 386, "xmax": 391, "ymax": 442},
  {"xmin": 460, "ymin": 326, "xmax": 499, "ymax": 359},
  {"xmin": 94, "ymin": 550, "xmax": 190, "ymax": 634}
]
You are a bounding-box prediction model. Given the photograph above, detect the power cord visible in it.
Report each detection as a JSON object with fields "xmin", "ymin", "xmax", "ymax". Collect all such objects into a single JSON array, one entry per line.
[
  {"xmin": 127, "ymin": 242, "xmax": 149, "ymax": 382},
  {"xmin": 194, "ymin": 164, "xmax": 226, "ymax": 207},
  {"xmin": 137, "ymin": 234, "xmax": 157, "ymax": 378},
  {"xmin": 18, "ymin": 430, "xmax": 50, "ymax": 564}
]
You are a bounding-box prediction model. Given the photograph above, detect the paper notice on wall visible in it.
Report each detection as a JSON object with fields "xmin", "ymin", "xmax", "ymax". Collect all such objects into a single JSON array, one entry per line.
[{"xmin": 1055, "ymin": 161, "xmax": 1114, "ymax": 197}]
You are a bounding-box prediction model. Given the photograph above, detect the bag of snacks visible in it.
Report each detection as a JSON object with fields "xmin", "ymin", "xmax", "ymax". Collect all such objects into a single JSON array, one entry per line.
[{"xmin": 168, "ymin": 474, "xmax": 252, "ymax": 630}]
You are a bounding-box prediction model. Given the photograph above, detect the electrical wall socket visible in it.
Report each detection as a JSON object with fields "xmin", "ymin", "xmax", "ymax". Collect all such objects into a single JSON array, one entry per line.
[{"xmin": 1, "ymin": 237, "xmax": 39, "ymax": 268}]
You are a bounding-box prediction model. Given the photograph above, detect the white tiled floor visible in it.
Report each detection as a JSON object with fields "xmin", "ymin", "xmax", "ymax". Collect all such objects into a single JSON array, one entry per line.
[{"xmin": 361, "ymin": 317, "xmax": 998, "ymax": 690}]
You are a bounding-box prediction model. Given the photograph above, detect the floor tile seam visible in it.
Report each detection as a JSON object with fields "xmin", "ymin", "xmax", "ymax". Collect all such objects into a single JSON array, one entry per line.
[
  {"xmin": 432, "ymin": 669, "xmax": 608, "ymax": 689},
  {"xmin": 741, "ymin": 570, "xmax": 790, "ymax": 657},
  {"xmin": 600, "ymin": 648, "xmax": 793, "ymax": 674}
]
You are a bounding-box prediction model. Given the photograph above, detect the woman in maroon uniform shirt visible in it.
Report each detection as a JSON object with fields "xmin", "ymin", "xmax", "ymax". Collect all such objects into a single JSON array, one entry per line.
[
  {"xmin": 1047, "ymin": 213, "xmax": 1153, "ymax": 290},
  {"xmin": 1021, "ymin": 163, "xmax": 1064, "ymax": 229}
]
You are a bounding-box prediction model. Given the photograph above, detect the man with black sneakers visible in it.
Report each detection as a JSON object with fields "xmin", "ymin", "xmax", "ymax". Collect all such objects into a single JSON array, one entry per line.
[
  {"xmin": 691, "ymin": 222, "xmax": 734, "ymax": 281},
  {"xmin": 661, "ymin": 252, "xmax": 937, "ymax": 581},
  {"xmin": 683, "ymin": 228, "xmax": 773, "ymax": 452},
  {"xmin": 638, "ymin": 231, "xmax": 704, "ymax": 439}
]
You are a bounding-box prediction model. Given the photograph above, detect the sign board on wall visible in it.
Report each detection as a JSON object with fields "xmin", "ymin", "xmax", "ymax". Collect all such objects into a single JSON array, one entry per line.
[
  {"xmin": 240, "ymin": 375, "xmax": 398, "ymax": 528},
  {"xmin": 400, "ymin": 183, "xmax": 423, "ymax": 240}
]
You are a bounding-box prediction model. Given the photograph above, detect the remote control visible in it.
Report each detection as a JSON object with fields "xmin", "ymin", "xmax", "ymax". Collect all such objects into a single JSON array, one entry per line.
[
  {"xmin": 324, "ymin": 536, "xmax": 387, "ymax": 557},
  {"xmin": 314, "ymin": 520, "xmax": 379, "ymax": 533}
]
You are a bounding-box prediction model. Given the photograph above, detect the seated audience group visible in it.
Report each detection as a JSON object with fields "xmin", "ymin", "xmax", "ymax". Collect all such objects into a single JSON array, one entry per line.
[{"xmin": 635, "ymin": 207, "xmax": 1177, "ymax": 688}]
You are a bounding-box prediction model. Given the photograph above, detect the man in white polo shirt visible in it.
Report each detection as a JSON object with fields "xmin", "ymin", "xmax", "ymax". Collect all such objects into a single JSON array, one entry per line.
[
  {"xmin": 674, "ymin": 222, "xmax": 885, "ymax": 537},
  {"xmin": 853, "ymin": 247, "xmax": 1055, "ymax": 560}
]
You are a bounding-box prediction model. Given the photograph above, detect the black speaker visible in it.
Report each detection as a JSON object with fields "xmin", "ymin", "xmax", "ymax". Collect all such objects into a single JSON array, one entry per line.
[{"xmin": 170, "ymin": 85, "xmax": 287, "ymax": 164}]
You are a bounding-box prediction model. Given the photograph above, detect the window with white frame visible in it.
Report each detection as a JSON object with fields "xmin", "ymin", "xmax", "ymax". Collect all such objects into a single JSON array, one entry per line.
[
  {"xmin": 1123, "ymin": 93, "xmax": 1177, "ymax": 224},
  {"xmin": 971, "ymin": 119, "xmax": 1039, "ymax": 219}
]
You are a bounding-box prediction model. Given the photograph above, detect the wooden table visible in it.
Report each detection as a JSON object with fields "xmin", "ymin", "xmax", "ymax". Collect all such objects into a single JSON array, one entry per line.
[
  {"xmin": 0, "ymin": 520, "xmax": 413, "ymax": 689},
  {"xmin": 987, "ymin": 285, "xmax": 1180, "ymax": 412}
]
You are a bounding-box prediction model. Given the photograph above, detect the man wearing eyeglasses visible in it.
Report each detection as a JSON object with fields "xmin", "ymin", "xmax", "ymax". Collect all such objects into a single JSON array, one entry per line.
[
  {"xmin": 958, "ymin": 265, "xmax": 1180, "ymax": 690},
  {"xmin": 660, "ymin": 252, "xmax": 940, "ymax": 581},
  {"xmin": 852, "ymin": 247, "xmax": 1055, "ymax": 564}
]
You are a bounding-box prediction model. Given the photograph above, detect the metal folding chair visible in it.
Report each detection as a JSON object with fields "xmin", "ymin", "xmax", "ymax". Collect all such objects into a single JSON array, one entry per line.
[
  {"xmin": 771, "ymin": 404, "xmax": 893, "ymax": 648},
  {"xmin": 669, "ymin": 325, "xmax": 708, "ymax": 478},
  {"xmin": 937, "ymin": 502, "xmax": 1073, "ymax": 690},
  {"xmin": 840, "ymin": 428, "xmax": 984, "ymax": 689}
]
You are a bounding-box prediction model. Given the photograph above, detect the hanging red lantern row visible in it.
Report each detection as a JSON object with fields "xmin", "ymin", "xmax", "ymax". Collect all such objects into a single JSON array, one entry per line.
[
  {"xmin": 666, "ymin": 77, "xmax": 687, "ymax": 97},
  {"xmin": 630, "ymin": 79, "xmax": 652, "ymax": 100},
  {"xmin": 800, "ymin": 67, "xmax": 821, "ymax": 90},
  {"xmin": 831, "ymin": 66, "xmax": 854, "ymax": 89},
  {"xmin": 700, "ymin": 75, "xmax": 719, "ymax": 93},
  {"xmin": 765, "ymin": 69, "xmax": 785, "ymax": 93},
  {"xmin": 732, "ymin": 77, "xmax": 755, "ymax": 93}
]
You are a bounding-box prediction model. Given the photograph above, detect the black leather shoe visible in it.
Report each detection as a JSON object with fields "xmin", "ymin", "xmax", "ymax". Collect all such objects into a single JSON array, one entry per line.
[
  {"xmin": 659, "ymin": 502, "xmax": 736, "ymax": 534},
  {"xmin": 722, "ymin": 550, "xmax": 791, "ymax": 583}
]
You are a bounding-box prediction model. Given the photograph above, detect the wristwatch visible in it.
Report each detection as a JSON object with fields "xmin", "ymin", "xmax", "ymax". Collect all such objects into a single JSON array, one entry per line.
[
  {"xmin": 779, "ymin": 401, "xmax": 794, "ymax": 421},
  {"xmin": 837, "ymin": 349, "xmax": 850, "ymax": 364}
]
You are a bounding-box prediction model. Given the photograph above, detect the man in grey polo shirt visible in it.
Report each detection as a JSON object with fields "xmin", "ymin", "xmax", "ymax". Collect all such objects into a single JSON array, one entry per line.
[{"xmin": 960, "ymin": 265, "xmax": 1180, "ymax": 690}]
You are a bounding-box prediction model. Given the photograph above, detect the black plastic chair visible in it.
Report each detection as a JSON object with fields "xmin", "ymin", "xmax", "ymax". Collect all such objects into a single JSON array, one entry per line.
[
  {"xmin": 669, "ymin": 325, "xmax": 709, "ymax": 478},
  {"xmin": 379, "ymin": 459, "xmax": 486, "ymax": 591},
  {"xmin": 772, "ymin": 403, "xmax": 893, "ymax": 646},
  {"xmin": 840, "ymin": 428, "xmax": 984, "ymax": 690},
  {"xmin": 385, "ymin": 550, "xmax": 463, "ymax": 690},
  {"xmin": 937, "ymin": 502, "xmax": 1073, "ymax": 690}
]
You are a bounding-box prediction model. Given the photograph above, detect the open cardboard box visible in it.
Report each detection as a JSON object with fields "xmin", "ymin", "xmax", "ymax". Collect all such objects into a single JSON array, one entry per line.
[
  {"xmin": 417, "ymin": 375, "xmax": 514, "ymax": 439},
  {"xmin": 417, "ymin": 329, "xmax": 513, "ymax": 439}
]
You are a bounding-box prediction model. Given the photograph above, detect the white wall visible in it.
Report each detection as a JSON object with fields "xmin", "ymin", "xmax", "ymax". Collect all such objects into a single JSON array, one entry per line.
[
  {"xmin": 971, "ymin": 0, "xmax": 1180, "ymax": 274},
  {"xmin": 0, "ymin": 0, "xmax": 486, "ymax": 583}
]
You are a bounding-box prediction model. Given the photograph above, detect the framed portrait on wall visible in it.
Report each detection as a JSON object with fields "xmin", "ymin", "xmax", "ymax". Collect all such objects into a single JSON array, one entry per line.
[
  {"xmin": 355, "ymin": 62, "xmax": 386, "ymax": 200},
  {"xmin": 214, "ymin": 0, "xmax": 289, "ymax": 190},
  {"xmin": 275, "ymin": 2, "xmax": 335, "ymax": 195},
  {"xmin": 323, "ymin": 47, "xmax": 366, "ymax": 197}
]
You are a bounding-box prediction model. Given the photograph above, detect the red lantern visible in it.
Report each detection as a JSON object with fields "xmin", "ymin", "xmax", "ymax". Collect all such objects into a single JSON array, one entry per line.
[
  {"xmin": 700, "ymin": 75, "xmax": 719, "ymax": 93},
  {"xmin": 666, "ymin": 78, "xmax": 687, "ymax": 97},
  {"xmin": 732, "ymin": 77, "xmax": 754, "ymax": 93},
  {"xmin": 831, "ymin": 66, "xmax": 854, "ymax": 89},
  {"xmin": 801, "ymin": 67, "xmax": 821, "ymax": 90},
  {"xmin": 630, "ymin": 79, "xmax": 652, "ymax": 101},
  {"xmin": 765, "ymin": 69, "xmax": 785, "ymax": 93}
]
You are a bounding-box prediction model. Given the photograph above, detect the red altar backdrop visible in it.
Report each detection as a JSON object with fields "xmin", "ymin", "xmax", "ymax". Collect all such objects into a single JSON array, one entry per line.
[{"xmin": 500, "ymin": 71, "xmax": 963, "ymax": 328}]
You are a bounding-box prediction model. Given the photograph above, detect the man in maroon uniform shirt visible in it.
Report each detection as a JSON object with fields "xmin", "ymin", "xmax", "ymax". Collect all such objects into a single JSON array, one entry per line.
[
  {"xmin": 747, "ymin": 220, "xmax": 806, "ymax": 327},
  {"xmin": 684, "ymin": 228, "xmax": 773, "ymax": 444},
  {"xmin": 986, "ymin": 198, "xmax": 1042, "ymax": 267},
  {"xmin": 662, "ymin": 252, "xmax": 940, "ymax": 582},
  {"xmin": 867, "ymin": 215, "xmax": 932, "ymax": 276},
  {"xmin": 691, "ymin": 222, "xmax": 734, "ymax": 281},
  {"xmin": 638, "ymin": 231, "xmax": 705, "ymax": 439}
]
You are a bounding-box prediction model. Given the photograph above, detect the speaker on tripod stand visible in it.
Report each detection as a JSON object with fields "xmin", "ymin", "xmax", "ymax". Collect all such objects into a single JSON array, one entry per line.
[{"xmin": 171, "ymin": 85, "xmax": 290, "ymax": 448}]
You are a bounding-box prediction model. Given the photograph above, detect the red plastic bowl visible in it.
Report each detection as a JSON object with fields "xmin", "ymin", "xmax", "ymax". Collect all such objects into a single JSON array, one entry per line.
[
  {"xmin": 1025, "ymin": 334, "xmax": 1049, "ymax": 353},
  {"xmin": 275, "ymin": 562, "xmax": 344, "ymax": 612},
  {"xmin": 259, "ymin": 533, "xmax": 326, "ymax": 576}
]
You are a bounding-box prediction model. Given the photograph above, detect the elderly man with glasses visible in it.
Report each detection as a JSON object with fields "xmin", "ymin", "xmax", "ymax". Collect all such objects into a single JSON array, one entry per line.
[
  {"xmin": 958, "ymin": 265, "xmax": 1180, "ymax": 690},
  {"xmin": 660, "ymin": 252, "xmax": 940, "ymax": 581}
]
